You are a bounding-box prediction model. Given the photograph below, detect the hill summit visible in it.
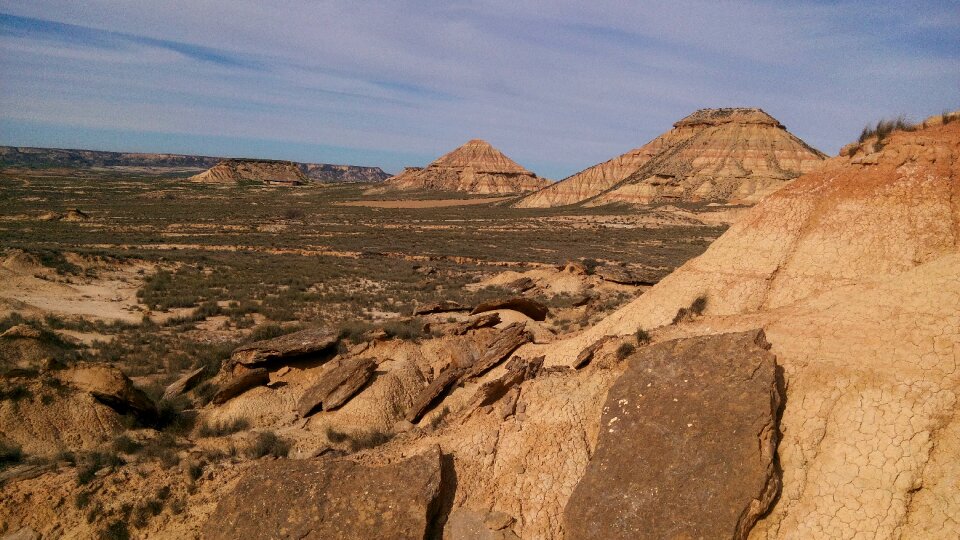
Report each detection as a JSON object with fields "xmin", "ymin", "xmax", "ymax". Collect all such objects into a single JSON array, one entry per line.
[
  {"xmin": 517, "ymin": 107, "xmax": 826, "ymax": 207},
  {"xmin": 385, "ymin": 139, "xmax": 550, "ymax": 194}
]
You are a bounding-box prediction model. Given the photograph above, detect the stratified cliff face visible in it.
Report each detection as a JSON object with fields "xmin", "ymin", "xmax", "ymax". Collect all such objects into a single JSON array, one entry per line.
[
  {"xmin": 516, "ymin": 108, "xmax": 826, "ymax": 207},
  {"xmin": 385, "ymin": 139, "xmax": 550, "ymax": 194},
  {"xmin": 0, "ymin": 146, "xmax": 388, "ymax": 183},
  {"xmin": 299, "ymin": 163, "xmax": 389, "ymax": 183},
  {"xmin": 189, "ymin": 159, "xmax": 308, "ymax": 184}
]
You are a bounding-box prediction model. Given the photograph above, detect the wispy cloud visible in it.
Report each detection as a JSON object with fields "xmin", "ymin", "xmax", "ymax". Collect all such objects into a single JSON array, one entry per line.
[{"xmin": 0, "ymin": 2, "xmax": 957, "ymax": 178}]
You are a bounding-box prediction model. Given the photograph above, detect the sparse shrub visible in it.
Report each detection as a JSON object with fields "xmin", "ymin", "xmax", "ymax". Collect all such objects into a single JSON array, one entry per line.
[
  {"xmin": 198, "ymin": 418, "xmax": 250, "ymax": 437},
  {"xmin": 616, "ymin": 343, "xmax": 636, "ymax": 360},
  {"xmin": 324, "ymin": 426, "xmax": 394, "ymax": 451},
  {"xmin": 338, "ymin": 320, "xmax": 375, "ymax": 343},
  {"xmin": 140, "ymin": 433, "xmax": 180, "ymax": 467},
  {"xmin": 155, "ymin": 395, "xmax": 194, "ymax": 434},
  {"xmin": 347, "ymin": 429, "xmax": 394, "ymax": 452},
  {"xmin": 0, "ymin": 440, "xmax": 24, "ymax": 468},
  {"xmin": 581, "ymin": 258, "xmax": 601, "ymax": 275},
  {"xmin": 77, "ymin": 451, "xmax": 124, "ymax": 485},
  {"xmin": 673, "ymin": 295, "xmax": 708, "ymax": 324},
  {"xmin": 325, "ymin": 426, "xmax": 350, "ymax": 444},
  {"xmin": 635, "ymin": 328, "xmax": 651, "ymax": 345},
  {"xmin": 690, "ymin": 295, "xmax": 708, "ymax": 315},
  {"xmin": 111, "ymin": 435, "xmax": 142, "ymax": 454},
  {"xmin": 75, "ymin": 491, "xmax": 91, "ymax": 509},
  {"xmin": 858, "ymin": 115, "xmax": 916, "ymax": 143},
  {"xmin": 247, "ymin": 431, "xmax": 290, "ymax": 458},
  {"xmin": 188, "ymin": 461, "xmax": 204, "ymax": 481},
  {"xmin": 170, "ymin": 498, "xmax": 186, "ymax": 515},
  {"xmin": 99, "ymin": 519, "xmax": 130, "ymax": 540},
  {"xmin": 282, "ymin": 208, "xmax": 305, "ymax": 220},
  {"xmin": 0, "ymin": 384, "xmax": 32, "ymax": 403},
  {"xmin": 248, "ymin": 322, "xmax": 289, "ymax": 342},
  {"xmin": 428, "ymin": 407, "xmax": 450, "ymax": 431},
  {"xmin": 381, "ymin": 318, "xmax": 425, "ymax": 341}
]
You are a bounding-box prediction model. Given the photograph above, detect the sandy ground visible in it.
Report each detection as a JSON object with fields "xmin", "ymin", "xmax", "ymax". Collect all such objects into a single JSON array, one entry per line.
[
  {"xmin": 0, "ymin": 253, "xmax": 150, "ymax": 323},
  {"xmin": 336, "ymin": 197, "xmax": 512, "ymax": 208}
]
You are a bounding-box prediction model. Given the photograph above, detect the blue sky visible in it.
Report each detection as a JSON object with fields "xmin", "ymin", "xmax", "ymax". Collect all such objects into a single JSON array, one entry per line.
[{"xmin": 0, "ymin": 1, "xmax": 957, "ymax": 179}]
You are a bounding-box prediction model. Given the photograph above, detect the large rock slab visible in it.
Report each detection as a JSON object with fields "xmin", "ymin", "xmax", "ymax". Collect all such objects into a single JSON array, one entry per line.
[
  {"xmin": 230, "ymin": 327, "xmax": 338, "ymax": 366},
  {"xmin": 414, "ymin": 300, "xmax": 468, "ymax": 315},
  {"xmin": 161, "ymin": 366, "xmax": 206, "ymax": 401},
  {"xmin": 406, "ymin": 362, "xmax": 466, "ymax": 423},
  {"xmin": 54, "ymin": 363, "xmax": 157, "ymax": 422},
  {"xmin": 297, "ymin": 357, "xmax": 377, "ymax": 417},
  {"xmin": 471, "ymin": 298, "xmax": 548, "ymax": 321},
  {"xmin": 203, "ymin": 447, "xmax": 443, "ymax": 540},
  {"xmin": 565, "ymin": 330, "xmax": 782, "ymax": 540},
  {"xmin": 210, "ymin": 367, "xmax": 269, "ymax": 405},
  {"xmin": 464, "ymin": 323, "xmax": 531, "ymax": 379}
]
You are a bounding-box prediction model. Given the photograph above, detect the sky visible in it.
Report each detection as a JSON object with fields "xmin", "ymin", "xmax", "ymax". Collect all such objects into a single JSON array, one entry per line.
[{"xmin": 0, "ymin": 1, "xmax": 957, "ymax": 179}]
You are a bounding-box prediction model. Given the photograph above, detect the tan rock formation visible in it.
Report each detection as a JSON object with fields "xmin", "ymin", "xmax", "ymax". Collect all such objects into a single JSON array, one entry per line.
[
  {"xmin": 534, "ymin": 113, "xmax": 960, "ymax": 538},
  {"xmin": 516, "ymin": 108, "xmax": 826, "ymax": 207},
  {"xmin": 203, "ymin": 447, "xmax": 443, "ymax": 540},
  {"xmin": 384, "ymin": 140, "xmax": 550, "ymax": 194},
  {"xmin": 189, "ymin": 159, "xmax": 308, "ymax": 185}
]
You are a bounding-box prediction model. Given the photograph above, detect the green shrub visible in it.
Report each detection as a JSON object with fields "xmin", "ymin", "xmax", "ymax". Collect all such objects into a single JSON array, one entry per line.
[
  {"xmin": 77, "ymin": 451, "xmax": 124, "ymax": 485},
  {"xmin": 0, "ymin": 385, "xmax": 32, "ymax": 403},
  {"xmin": 111, "ymin": 435, "xmax": 142, "ymax": 454},
  {"xmin": 635, "ymin": 328, "xmax": 651, "ymax": 345},
  {"xmin": 616, "ymin": 342, "xmax": 636, "ymax": 360},
  {"xmin": 690, "ymin": 295, "xmax": 708, "ymax": 315},
  {"xmin": 247, "ymin": 431, "xmax": 290, "ymax": 458},
  {"xmin": 99, "ymin": 520, "xmax": 130, "ymax": 540},
  {"xmin": 248, "ymin": 323, "xmax": 290, "ymax": 342},
  {"xmin": 75, "ymin": 491, "xmax": 91, "ymax": 509},
  {"xmin": 858, "ymin": 116, "xmax": 916, "ymax": 143},
  {"xmin": 198, "ymin": 418, "xmax": 250, "ymax": 437}
]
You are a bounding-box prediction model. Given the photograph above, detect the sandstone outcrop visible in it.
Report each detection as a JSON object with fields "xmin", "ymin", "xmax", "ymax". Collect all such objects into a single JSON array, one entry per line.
[
  {"xmin": 297, "ymin": 162, "xmax": 389, "ymax": 183},
  {"xmin": 54, "ymin": 363, "xmax": 156, "ymax": 422},
  {"xmin": 516, "ymin": 108, "xmax": 826, "ymax": 207},
  {"xmin": 189, "ymin": 159, "xmax": 308, "ymax": 185},
  {"xmin": 210, "ymin": 366, "xmax": 269, "ymax": 405},
  {"xmin": 565, "ymin": 330, "xmax": 782, "ymax": 540},
  {"xmin": 297, "ymin": 357, "xmax": 377, "ymax": 416},
  {"xmin": 0, "ymin": 376, "xmax": 124, "ymax": 455},
  {"xmin": 161, "ymin": 367, "xmax": 206, "ymax": 401},
  {"xmin": 230, "ymin": 327, "xmax": 339, "ymax": 367},
  {"xmin": 414, "ymin": 300, "xmax": 468, "ymax": 315},
  {"xmin": 384, "ymin": 139, "xmax": 550, "ymax": 194},
  {"xmin": 471, "ymin": 298, "xmax": 548, "ymax": 321},
  {"xmin": 538, "ymin": 113, "xmax": 960, "ymax": 538},
  {"xmin": 202, "ymin": 447, "xmax": 443, "ymax": 540}
]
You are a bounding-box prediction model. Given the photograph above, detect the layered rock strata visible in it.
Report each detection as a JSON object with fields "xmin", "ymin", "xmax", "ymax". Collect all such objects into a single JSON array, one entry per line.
[
  {"xmin": 385, "ymin": 139, "xmax": 550, "ymax": 194},
  {"xmin": 516, "ymin": 108, "xmax": 825, "ymax": 207}
]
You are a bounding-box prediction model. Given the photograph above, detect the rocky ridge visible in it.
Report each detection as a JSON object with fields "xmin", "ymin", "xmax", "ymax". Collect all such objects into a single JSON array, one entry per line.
[
  {"xmin": 384, "ymin": 139, "xmax": 550, "ymax": 194},
  {"xmin": 0, "ymin": 146, "xmax": 389, "ymax": 183},
  {"xmin": 516, "ymin": 108, "xmax": 826, "ymax": 207}
]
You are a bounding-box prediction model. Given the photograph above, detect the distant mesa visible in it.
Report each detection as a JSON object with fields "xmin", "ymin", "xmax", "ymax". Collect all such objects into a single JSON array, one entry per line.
[
  {"xmin": 0, "ymin": 146, "xmax": 390, "ymax": 183},
  {"xmin": 189, "ymin": 159, "xmax": 309, "ymax": 186},
  {"xmin": 516, "ymin": 107, "xmax": 826, "ymax": 208},
  {"xmin": 383, "ymin": 139, "xmax": 551, "ymax": 194}
]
